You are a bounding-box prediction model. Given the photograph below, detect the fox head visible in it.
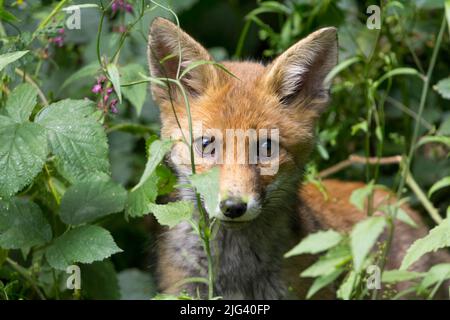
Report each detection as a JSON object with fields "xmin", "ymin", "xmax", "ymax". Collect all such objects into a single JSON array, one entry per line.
[{"xmin": 147, "ymin": 18, "xmax": 337, "ymax": 225}]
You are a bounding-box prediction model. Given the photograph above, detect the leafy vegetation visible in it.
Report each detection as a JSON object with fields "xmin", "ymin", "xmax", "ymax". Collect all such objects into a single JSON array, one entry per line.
[{"xmin": 0, "ymin": 0, "xmax": 449, "ymax": 300}]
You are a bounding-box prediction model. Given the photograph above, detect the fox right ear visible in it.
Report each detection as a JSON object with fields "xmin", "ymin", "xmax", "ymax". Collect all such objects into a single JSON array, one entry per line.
[
  {"xmin": 147, "ymin": 18, "xmax": 218, "ymax": 103},
  {"xmin": 264, "ymin": 27, "xmax": 338, "ymax": 112}
]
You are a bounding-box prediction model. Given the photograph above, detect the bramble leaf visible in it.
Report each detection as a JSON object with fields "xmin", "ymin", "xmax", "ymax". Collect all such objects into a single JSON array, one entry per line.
[
  {"xmin": 60, "ymin": 178, "xmax": 127, "ymax": 225},
  {"xmin": 0, "ymin": 198, "xmax": 52, "ymax": 249},
  {"xmin": 0, "ymin": 116, "xmax": 48, "ymax": 197},
  {"xmin": 35, "ymin": 99, "xmax": 110, "ymax": 182},
  {"xmin": 45, "ymin": 225, "xmax": 122, "ymax": 270}
]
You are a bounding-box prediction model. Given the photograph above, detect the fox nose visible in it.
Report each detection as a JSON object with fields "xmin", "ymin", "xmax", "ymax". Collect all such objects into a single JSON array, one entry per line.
[{"xmin": 220, "ymin": 197, "xmax": 247, "ymax": 219}]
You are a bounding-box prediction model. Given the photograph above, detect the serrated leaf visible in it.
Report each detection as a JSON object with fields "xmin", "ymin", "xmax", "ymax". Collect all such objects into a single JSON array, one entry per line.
[
  {"xmin": 45, "ymin": 225, "xmax": 122, "ymax": 270},
  {"xmin": 132, "ymin": 139, "xmax": 173, "ymax": 191},
  {"xmin": 60, "ymin": 178, "xmax": 127, "ymax": 225},
  {"xmin": 107, "ymin": 63, "xmax": 122, "ymax": 103},
  {"xmin": 285, "ymin": 230, "xmax": 343, "ymax": 258},
  {"xmin": 301, "ymin": 245, "xmax": 351, "ymax": 278},
  {"xmin": 382, "ymin": 270, "xmax": 425, "ymax": 283},
  {"xmin": 350, "ymin": 216, "xmax": 386, "ymax": 271},
  {"xmin": 434, "ymin": 77, "xmax": 450, "ymax": 99},
  {"xmin": 401, "ymin": 217, "xmax": 450, "ymax": 270},
  {"xmin": 149, "ymin": 201, "xmax": 193, "ymax": 228},
  {"xmin": 121, "ymin": 64, "xmax": 147, "ymax": 116},
  {"xmin": 428, "ymin": 176, "xmax": 450, "ymax": 197},
  {"xmin": 80, "ymin": 260, "xmax": 120, "ymax": 300},
  {"xmin": 0, "ymin": 51, "xmax": 29, "ymax": 72},
  {"xmin": 35, "ymin": 99, "xmax": 110, "ymax": 182},
  {"xmin": 5, "ymin": 83, "xmax": 37, "ymax": 122},
  {"xmin": 118, "ymin": 269, "xmax": 156, "ymax": 300},
  {"xmin": 190, "ymin": 167, "xmax": 220, "ymax": 217},
  {"xmin": 0, "ymin": 116, "xmax": 48, "ymax": 197},
  {"xmin": 125, "ymin": 173, "xmax": 159, "ymax": 218},
  {"xmin": 306, "ymin": 268, "xmax": 344, "ymax": 299},
  {"xmin": 0, "ymin": 198, "xmax": 52, "ymax": 249}
]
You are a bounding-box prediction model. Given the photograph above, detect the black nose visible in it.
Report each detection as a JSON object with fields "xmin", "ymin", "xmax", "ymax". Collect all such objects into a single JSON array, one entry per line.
[{"xmin": 220, "ymin": 197, "xmax": 247, "ymax": 219}]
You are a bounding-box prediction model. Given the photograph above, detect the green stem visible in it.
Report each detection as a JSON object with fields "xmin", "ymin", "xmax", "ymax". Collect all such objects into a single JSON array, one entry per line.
[
  {"xmin": 32, "ymin": 0, "xmax": 71, "ymax": 41},
  {"xmin": 6, "ymin": 258, "xmax": 46, "ymax": 300},
  {"xmin": 373, "ymin": 14, "xmax": 447, "ymax": 299},
  {"xmin": 406, "ymin": 172, "xmax": 443, "ymax": 224}
]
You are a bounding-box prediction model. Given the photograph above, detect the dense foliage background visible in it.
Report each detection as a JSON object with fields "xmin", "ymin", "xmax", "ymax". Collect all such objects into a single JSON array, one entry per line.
[{"xmin": 0, "ymin": 0, "xmax": 449, "ymax": 300}]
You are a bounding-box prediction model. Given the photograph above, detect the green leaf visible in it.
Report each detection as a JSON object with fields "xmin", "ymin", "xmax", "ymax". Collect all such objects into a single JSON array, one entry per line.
[
  {"xmin": 349, "ymin": 182, "xmax": 374, "ymax": 211},
  {"xmin": 301, "ymin": 245, "xmax": 351, "ymax": 278},
  {"xmin": 149, "ymin": 201, "xmax": 193, "ymax": 228},
  {"xmin": 35, "ymin": 99, "xmax": 110, "ymax": 182},
  {"xmin": 0, "ymin": 198, "xmax": 52, "ymax": 249},
  {"xmin": 132, "ymin": 139, "xmax": 173, "ymax": 191},
  {"xmin": 80, "ymin": 260, "xmax": 120, "ymax": 300},
  {"xmin": 337, "ymin": 271, "xmax": 358, "ymax": 300},
  {"xmin": 0, "ymin": 8, "xmax": 19, "ymax": 23},
  {"xmin": 306, "ymin": 268, "xmax": 344, "ymax": 299},
  {"xmin": 419, "ymin": 263, "xmax": 450, "ymax": 290},
  {"xmin": 401, "ymin": 217, "xmax": 450, "ymax": 270},
  {"xmin": 382, "ymin": 270, "xmax": 425, "ymax": 283},
  {"xmin": 125, "ymin": 173, "xmax": 159, "ymax": 218},
  {"xmin": 118, "ymin": 269, "xmax": 156, "ymax": 300},
  {"xmin": 190, "ymin": 167, "xmax": 220, "ymax": 217},
  {"xmin": 61, "ymin": 62, "xmax": 99, "ymax": 90},
  {"xmin": 60, "ymin": 178, "xmax": 127, "ymax": 225},
  {"xmin": 396, "ymin": 208, "xmax": 419, "ymax": 228},
  {"xmin": 121, "ymin": 64, "xmax": 147, "ymax": 116},
  {"xmin": 417, "ymin": 135, "xmax": 450, "ymax": 148},
  {"xmin": 45, "ymin": 225, "xmax": 122, "ymax": 270},
  {"xmin": 5, "ymin": 83, "xmax": 37, "ymax": 122},
  {"xmin": 379, "ymin": 204, "xmax": 418, "ymax": 228},
  {"xmin": 285, "ymin": 230, "xmax": 343, "ymax": 258},
  {"xmin": 0, "ymin": 51, "xmax": 29, "ymax": 72},
  {"xmin": 428, "ymin": 176, "xmax": 450, "ymax": 197},
  {"xmin": 350, "ymin": 216, "xmax": 386, "ymax": 271},
  {"xmin": 180, "ymin": 60, "xmax": 237, "ymax": 80},
  {"xmin": 0, "ymin": 116, "xmax": 48, "ymax": 197},
  {"xmin": 107, "ymin": 63, "xmax": 122, "ymax": 103},
  {"xmin": 373, "ymin": 67, "xmax": 422, "ymax": 89},
  {"xmin": 434, "ymin": 77, "xmax": 450, "ymax": 99}
]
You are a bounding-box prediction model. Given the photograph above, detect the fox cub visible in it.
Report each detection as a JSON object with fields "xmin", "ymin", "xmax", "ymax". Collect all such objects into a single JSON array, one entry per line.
[{"xmin": 147, "ymin": 18, "xmax": 448, "ymax": 299}]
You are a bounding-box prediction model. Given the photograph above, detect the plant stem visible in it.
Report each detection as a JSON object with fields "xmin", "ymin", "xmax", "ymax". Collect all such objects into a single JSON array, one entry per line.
[
  {"xmin": 373, "ymin": 14, "xmax": 447, "ymax": 300},
  {"xmin": 406, "ymin": 172, "xmax": 443, "ymax": 224},
  {"xmin": 6, "ymin": 258, "xmax": 46, "ymax": 300}
]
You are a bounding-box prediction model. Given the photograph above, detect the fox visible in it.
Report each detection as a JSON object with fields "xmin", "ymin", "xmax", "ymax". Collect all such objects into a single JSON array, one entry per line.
[{"xmin": 146, "ymin": 17, "xmax": 449, "ymax": 299}]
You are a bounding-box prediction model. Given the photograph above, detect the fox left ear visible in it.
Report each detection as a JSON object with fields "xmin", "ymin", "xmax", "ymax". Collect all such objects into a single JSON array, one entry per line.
[
  {"xmin": 264, "ymin": 27, "xmax": 338, "ymax": 110},
  {"xmin": 147, "ymin": 18, "xmax": 218, "ymax": 103}
]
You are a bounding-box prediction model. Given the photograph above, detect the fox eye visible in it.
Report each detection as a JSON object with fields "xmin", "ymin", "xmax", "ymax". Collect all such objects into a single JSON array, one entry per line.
[
  {"xmin": 195, "ymin": 136, "xmax": 216, "ymax": 157},
  {"xmin": 257, "ymin": 138, "xmax": 275, "ymax": 159}
]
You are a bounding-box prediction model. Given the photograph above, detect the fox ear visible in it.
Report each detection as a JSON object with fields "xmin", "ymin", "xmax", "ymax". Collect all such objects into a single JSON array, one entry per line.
[
  {"xmin": 147, "ymin": 18, "xmax": 217, "ymax": 102},
  {"xmin": 264, "ymin": 27, "xmax": 338, "ymax": 110}
]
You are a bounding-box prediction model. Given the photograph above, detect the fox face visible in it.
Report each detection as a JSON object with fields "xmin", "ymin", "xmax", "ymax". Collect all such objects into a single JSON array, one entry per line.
[{"xmin": 148, "ymin": 18, "xmax": 337, "ymax": 225}]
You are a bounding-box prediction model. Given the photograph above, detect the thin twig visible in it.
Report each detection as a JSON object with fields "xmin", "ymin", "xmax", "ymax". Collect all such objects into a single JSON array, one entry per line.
[
  {"xmin": 318, "ymin": 155, "xmax": 402, "ymax": 179},
  {"xmin": 15, "ymin": 68, "xmax": 49, "ymax": 106}
]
